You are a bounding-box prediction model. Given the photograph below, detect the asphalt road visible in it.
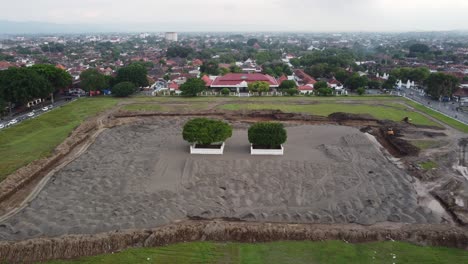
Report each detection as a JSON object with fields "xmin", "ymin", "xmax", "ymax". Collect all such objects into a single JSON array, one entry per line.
[{"xmin": 393, "ymin": 87, "xmax": 468, "ymax": 125}]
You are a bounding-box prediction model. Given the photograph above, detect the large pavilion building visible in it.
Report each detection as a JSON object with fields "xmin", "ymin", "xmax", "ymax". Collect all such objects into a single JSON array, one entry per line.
[{"xmin": 210, "ymin": 73, "xmax": 279, "ymax": 92}]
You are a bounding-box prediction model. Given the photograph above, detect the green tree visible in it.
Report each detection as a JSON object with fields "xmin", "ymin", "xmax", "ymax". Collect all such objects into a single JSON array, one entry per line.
[
  {"xmin": 0, "ymin": 67, "xmax": 51, "ymax": 112},
  {"xmin": 367, "ymin": 80, "xmax": 382, "ymax": 89},
  {"xmin": 383, "ymin": 76, "xmax": 397, "ymax": 90},
  {"xmin": 221, "ymin": 88, "xmax": 230, "ymax": 96},
  {"xmin": 356, "ymin": 87, "xmax": 366, "ymax": 95},
  {"xmin": 345, "ymin": 74, "xmax": 368, "ymax": 90},
  {"xmin": 30, "ymin": 64, "xmax": 72, "ymax": 102},
  {"xmin": 200, "ymin": 60, "xmax": 220, "ymax": 75},
  {"xmin": 285, "ymin": 88, "xmax": 299, "ymax": 96},
  {"xmin": 115, "ymin": 63, "xmax": 149, "ymax": 87},
  {"xmin": 314, "ymin": 81, "xmax": 328, "ymax": 90},
  {"xmin": 229, "ymin": 65, "xmax": 242, "ymax": 73},
  {"xmin": 248, "ymin": 122, "xmax": 287, "ymax": 148},
  {"xmin": 279, "ymin": 80, "xmax": 297, "ymax": 90},
  {"xmin": 112, "ymin": 81, "xmax": 136, "ymax": 97},
  {"xmin": 425, "ymin": 73, "xmax": 460, "ymax": 99},
  {"xmin": 247, "ymin": 38, "xmax": 258, "ymax": 46},
  {"xmin": 180, "ymin": 78, "xmax": 206, "ymax": 97},
  {"xmin": 79, "ymin": 69, "xmax": 108, "ymax": 92},
  {"xmin": 316, "ymin": 87, "xmax": 333, "ymax": 96},
  {"xmin": 166, "ymin": 46, "xmax": 193, "ymax": 58},
  {"xmin": 409, "ymin": 43, "xmax": 430, "ymax": 54},
  {"xmin": 334, "ymin": 69, "xmax": 350, "ymax": 84},
  {"xmin": 183, "ymin": 118, "xmax": 233, "ymax": 145},
  {"xmin": 248, "ymin": 81, "xmax": 270, "ymax": 95}
]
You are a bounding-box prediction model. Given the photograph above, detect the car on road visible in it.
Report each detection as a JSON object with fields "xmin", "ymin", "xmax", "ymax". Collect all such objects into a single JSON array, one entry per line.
[
  {"xmin": 0, "ymin": 123, "xmax": 4, "ymax": 129},
  {"xmin": 27, "ymin": 112, "xmax": 35, "ymax": 117},
  {"xmin": 8, "ymin": 119, "xmax": 18, "ymax": 126},
  {"xmin": 42, "ymin": 106, "xmax": 49, "ymax": 111}
]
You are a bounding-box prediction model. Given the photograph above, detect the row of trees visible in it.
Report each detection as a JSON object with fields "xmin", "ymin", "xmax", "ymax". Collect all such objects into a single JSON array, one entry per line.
[
  {"xmin": 0, "ymin": 64, "xmax": 72, "ymax": 113},
  {"xmin": 79, "ymin": 62, "xmax": 149, "ymax": 97},
  {"xmin": 183, "ymin": 118, "xmax": 287, "ymax": 149}
]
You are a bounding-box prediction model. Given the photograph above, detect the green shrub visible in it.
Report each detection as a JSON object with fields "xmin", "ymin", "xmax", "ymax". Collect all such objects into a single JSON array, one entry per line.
[
  {"xmin": 285, "ymin": 88, "xmax": 298, "ymax": 96},
  {"xmin": 248, "ymin": 122, "xmax": 287, "ymax": 148},
  {"xmin": 316, "ymin": 87, "xmax": 333, "ymax": 96},
  {"xmin": 112, "ymin": 81, "xmax": 136, "ymax": 97},
  {"xmin": 183, "ymin": 118, "xmax": 232, "ymax": 145},
  {"xmin": 357, "ymin": 87, "xmax": 365, "ymax": 95},
  {"xmin": 221, "ymin": 88, "xmax": 230, "ymax": 96}
]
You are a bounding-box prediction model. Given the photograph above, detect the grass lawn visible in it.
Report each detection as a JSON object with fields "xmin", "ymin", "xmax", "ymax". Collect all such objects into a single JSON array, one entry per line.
[
  {"xmin": 405, "ymin": 100, "xmax": 468, "ymax": 133},
  {"xmin": 47, "ymin": 241, "xmax": 468, "ymax": 264},
  {"xmin": 0, "ymin": 97, "xmax": 118, "ymax": 182},
  {"xmin": 411, "ymin": 140, "xmax": 441, "ymax": 150},
  {"xmin": 219, "ymin": 103, "xmax": 440, "ymax": 127},
  {"xmin": 132, "ymin": 95, "xmax": 399, "ymax": 103},
  {"xmin": 420, "ymin": 160, "xmax": 438, "ymax": 170},
  {"xmin": 121, "ymin": 102, "xmax": 210, "ymax": 112}
]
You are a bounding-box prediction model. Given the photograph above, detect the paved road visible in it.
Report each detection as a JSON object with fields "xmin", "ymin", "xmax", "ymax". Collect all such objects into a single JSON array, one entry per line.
[
  {"xmin": 393, "ymin": 87, "xmax": 468, "ymax": 125},
  {"xmin": 0, "ymin": 98, "xmax": 76, "ymax": 130}
]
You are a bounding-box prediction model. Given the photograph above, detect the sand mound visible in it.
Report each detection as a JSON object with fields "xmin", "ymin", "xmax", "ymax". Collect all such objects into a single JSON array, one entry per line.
[{"xmin": 0, "ymin": 118, "xmax": 447, "ymax": 241}]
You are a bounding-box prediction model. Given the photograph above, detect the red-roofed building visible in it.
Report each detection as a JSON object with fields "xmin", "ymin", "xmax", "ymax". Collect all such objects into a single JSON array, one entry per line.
[
  {"xmin": 211, "ymin": 73, "xmax": 279, "ymax": 92},
  {"xmin": 298, "ymin": 85, "xmax": 314, "ymax": 94},
  {"xmin": 0, "ymin": 61, "xmax": 15, "ymax": 71},
  {"xmin": 192, "ymin": 59, "xmax": 203, "ymax": 66},
  {"xmin": 168, "ymin": 82, "xmax": 179, "ymax": 90},
  {"xmin": 201, "ymin": 75, "xmax": 213, "ymax": 86},
  {"xmin": 453, "ymin": 87, "xmax": 468, "ymax": 105},
  {"xmin": 277, "ymin": 75, "xmax": 288, "ymax": 85},
  {"xmin": 294, "ymin": 69, "xmax": 316, "ymax": 86}
]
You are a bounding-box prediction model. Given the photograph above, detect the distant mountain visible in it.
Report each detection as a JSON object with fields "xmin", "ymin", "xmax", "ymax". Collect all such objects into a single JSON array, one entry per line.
[{"xmin": 0, "ymin": 20, "xmax": 118, "ymax": 34}]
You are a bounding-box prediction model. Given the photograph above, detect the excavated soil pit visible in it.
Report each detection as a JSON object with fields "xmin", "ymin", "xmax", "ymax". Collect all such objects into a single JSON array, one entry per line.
[{"xmin": 0, "ymin": 117, "xmax": 450, "ymax": 241}]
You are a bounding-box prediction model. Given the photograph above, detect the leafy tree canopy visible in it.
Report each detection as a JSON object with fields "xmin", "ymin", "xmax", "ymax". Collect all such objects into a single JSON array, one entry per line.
[
  {"xmin": 425, "ymin": 73, "xmax": 459, "ymax": 99},
  {"xmin": 248, "ymin": 81, "xmax": 270, "ymax": 95},
  {"xmin": 279, "ymin": 80, "xmax": 297, "ymax": 90},
  {"xmin": 30, "ymin": 64, "xmax": 72, "ymax": 92},
  {"xmin": 79, "ymin": 69, "xmax": 108, "ymax": 92},
  {"xmin": 180, "ymin": 78, "xmax": 206, "ymax": 97},
  {"xmin": 115, "ymin": 63, "xmax": 149, "ymax": 87},
  {"xmin": 112, "ymin": 81, "xmax": 136, "ymax": 97},
  {"xmin": 0, "ymin": 67, "xmax": 51, "ymax": 104},
  {"xmin": 248, "ymin": 122, "xmax": 287, "ymax": 148},
  {"xmin": 183, "ymin": 118, "xmax": 233, "ymax": 145}
]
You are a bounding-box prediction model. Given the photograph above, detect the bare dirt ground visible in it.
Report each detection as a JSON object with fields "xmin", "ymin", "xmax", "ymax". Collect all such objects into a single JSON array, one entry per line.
[{"xmin": 0, "ymin": 117, "xmax": 452, "ymax": 241}]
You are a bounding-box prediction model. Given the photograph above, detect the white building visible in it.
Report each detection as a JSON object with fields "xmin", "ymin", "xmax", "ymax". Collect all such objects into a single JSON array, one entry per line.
[{"xmin": 165, "ymin": 32, "xmax": 178, "ymax": 42}]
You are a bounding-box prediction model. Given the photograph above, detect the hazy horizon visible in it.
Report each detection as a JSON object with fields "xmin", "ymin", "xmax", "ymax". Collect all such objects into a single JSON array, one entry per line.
[{"xmin": 1, "ymin": 0, "xmax": 468, "ymax": 33}]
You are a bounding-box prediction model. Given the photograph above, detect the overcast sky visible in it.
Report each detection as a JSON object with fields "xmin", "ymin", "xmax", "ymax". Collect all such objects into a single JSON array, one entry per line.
[{"xmin": 2, "ymin": 0, "xmax": 468, "ymax": 32}]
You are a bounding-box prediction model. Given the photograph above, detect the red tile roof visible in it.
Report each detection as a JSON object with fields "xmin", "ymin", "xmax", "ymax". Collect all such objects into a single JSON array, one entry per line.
[
  {"xmin": 294, "ymin": 69, "xmax": 316, "ymax": 85},
  {"xmin": 453, "ymin": 88, "xmax": 468, "ymax": 97},
  {"xmin": 328, "ymin": 79, "xmax": 341, "ymax": 85},
  {"xmin": 211, "ymin": 73, "xmax": 279, "ymax": 87},
  {"xmin": 168, "ymin": 82, "xmax": 179, "ymax": 90},
  {"xmin": 192, "ymin": 59, "xmax": 203, "ymax": 66},
  {"xmin": 277, "ymin": 75, "xmax": 288, "ymax": 84},
  {"xmin": 0, "ymin": 61, "xmax": 15, "ymax": 70},
  {"xmin": 298, "ymin": 85, "xmax": 314, "ymax": 91},
  {"xmin": 202, "ymin": 75, "xmax": 213, "ymax": 86}
]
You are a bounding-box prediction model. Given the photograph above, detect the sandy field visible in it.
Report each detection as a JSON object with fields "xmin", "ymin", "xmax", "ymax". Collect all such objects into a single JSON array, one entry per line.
[{"xmin": 0, "ymin": 117, "xmax": 448, "ymax": 241}]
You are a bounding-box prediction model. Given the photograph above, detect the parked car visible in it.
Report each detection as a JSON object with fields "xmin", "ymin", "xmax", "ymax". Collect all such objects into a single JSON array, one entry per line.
[
  {"xmin": 42, "ymin": 106, "xmax": 49, "ymax": 111},
  {"xmin": 0, "ymin": 123, "xmax": 4, "ymax": 129},
  {"xmin": 27, "ymin": 112, "xmax": 35, "ymax": 117},
  {"xmin": 8, "ymin": 119, "xmax": 18, "ymax": 126}
]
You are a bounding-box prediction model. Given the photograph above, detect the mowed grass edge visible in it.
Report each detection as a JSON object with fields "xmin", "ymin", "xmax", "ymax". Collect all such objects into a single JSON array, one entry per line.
[
  {"xmin": 0, "ymin": 97, "xmax": 119, "ymax": 181},
  {"xmin": 405, "ymin": 100, "xmax": 468, "ymax": 133},
  {"xmin": 46, "ymin": 241, "xmax": 468, "ymax": 264},
  {"xmin": 219, "ymin": 102, "xmax": 441, "ymax": 127}
]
